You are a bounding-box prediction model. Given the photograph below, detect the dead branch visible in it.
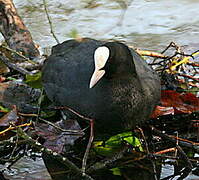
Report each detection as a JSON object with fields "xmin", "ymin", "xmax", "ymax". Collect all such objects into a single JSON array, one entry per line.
[
  {"xmin": 17, "ymin": 127, "xmax": 94, "ymax": 180},
  {"xmin": 0, "ymin": 53, "xmax": 32, "ymax": 75}
]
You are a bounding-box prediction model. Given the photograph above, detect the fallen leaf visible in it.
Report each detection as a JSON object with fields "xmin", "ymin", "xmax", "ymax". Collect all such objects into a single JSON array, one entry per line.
[
  {"xmin": 35, "ymin": 119, "xmax": 84, "ymax": 153},
  {"xmin": 151, "ymin": 90, "xmax": 199, "ymax": 118}
]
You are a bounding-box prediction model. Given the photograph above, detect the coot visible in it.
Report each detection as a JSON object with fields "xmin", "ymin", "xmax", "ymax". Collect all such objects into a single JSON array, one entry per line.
[{"xmin": 42, "ymin": 38, "xmax": 160, "ymax": 135}]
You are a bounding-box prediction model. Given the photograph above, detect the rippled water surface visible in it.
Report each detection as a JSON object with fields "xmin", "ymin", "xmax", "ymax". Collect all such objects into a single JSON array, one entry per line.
[
  {"xmin": 1, "ymin": 0, "xmax": 199, "ymax": 179},
  {"xmin": 11, "ymin": 0, "xmax": 199, "ymax": 51}
]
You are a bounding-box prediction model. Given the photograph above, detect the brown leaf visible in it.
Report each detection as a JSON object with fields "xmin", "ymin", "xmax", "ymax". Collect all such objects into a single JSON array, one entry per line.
[{"xmin": 35, "ymin": 119, "xmax": 84, "ymax": 153}]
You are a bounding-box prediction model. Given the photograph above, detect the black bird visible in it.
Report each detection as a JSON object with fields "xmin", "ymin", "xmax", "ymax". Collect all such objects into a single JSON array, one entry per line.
[{"xmin": 42, "ymin": 38, "xmax": 160, "ymax": 135}]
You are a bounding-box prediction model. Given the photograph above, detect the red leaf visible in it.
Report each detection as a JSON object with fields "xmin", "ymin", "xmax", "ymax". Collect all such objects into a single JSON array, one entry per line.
[
  {"xmin": 150, "ymin": 106, "xmax": 174, "ymax": 119},
  {"xmin": 151, "ymin": 90, "xmax": 199, "ymax": 118}
]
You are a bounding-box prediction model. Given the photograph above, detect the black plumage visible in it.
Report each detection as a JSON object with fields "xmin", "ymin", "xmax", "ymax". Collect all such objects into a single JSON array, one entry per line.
[{"xmin": 42, "ymin": 38, "xmax": 160, "ymax": 135}]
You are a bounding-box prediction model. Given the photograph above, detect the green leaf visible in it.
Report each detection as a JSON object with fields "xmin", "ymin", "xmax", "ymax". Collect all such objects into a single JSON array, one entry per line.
[
  {"xmin": 0, "ymin": 105, "xmax": 10, "ymax": 113},
  {"xmin": 110, "ymin": 167, "xmax": 121, "ymax": 176},
  {"xmin": 40, "ymin": 110, "xmax": 57, "ymax": 118},
  {"xmin": 7, "ymin": 77, "xmax": 17, "ymax": 81},
  {"xmin": 25, "ymin": 72, "xmax": 42, "ymax": 89},
  {"xmin": 93, "ymin": 141, "xmax": 114, "ymax": 156},
  {"xmin": 93, "ymin": 131, "xmax": 143, "ymax": 156}
]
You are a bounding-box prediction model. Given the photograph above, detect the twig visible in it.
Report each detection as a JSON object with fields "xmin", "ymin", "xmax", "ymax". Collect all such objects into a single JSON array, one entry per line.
[
  {"xmin": 150, "ymin": 126, "xmax": 199, "ymax": 153},
  {"xmin": 55, "ymin": 106, "xmax": 94, "ymax": 174},
  {"xmin": 188, "ymin": 62, "xmax": 199, "ymax": 67},
  {"xmin": 18, "ymin": 112, "xmax": 84, "ymax": 134},
  {"xmin": 137, "ymin": 127, "xmax": 158, "ymax": 180},
  {"xmin": 0, "ymin": 53, "xmax": 32, "ymax": 75},
  {"xmin": 57, "ymin": 106, "xmax": 93, "ymax": 122},
  {"xmin": 152, "ymin": 42, "xmax": 174, "ymax": 64},
  {"xmin": 152, "ymin": 154, "xmax": 179, "ymax": 160},
  {"xmin": 176, "ymin": 145, "xmax": 193, "ymax": 169},
  {"xmin": 18, "ymin": 112, "xmax": 38, "ymax": 117},
  {"xmin": 9, "ymin": 129, "xmax": 19, "ymax": 160},
  {"xmin": 178, "ymin": 73, "xmax": 199, "ymax": 82},
  {"xmin": 39, "ymin": 117, "xmax": 84, "ymax": 135},
  {"xmin": 134, "ymin": 49, "xmax": 168, "ymax": 59},
  {"xmin": 177, "ymin": 79, "xmax": 199, "ymax": 88},
  {"xmin": 43, "ymin": 0, "xmax": 59, "ymax": 44},
  {"xmin": 1, "ymin": 45, "xmax": 37, "ymax": 65},
  {"xmin": 35, "ymin": 88, "xmax": 43, "ymax": 124},
  {"xmin": 17, "ymin": 128, "xmax": 94, "ymax": 180},
  {"xmin": 155, "ymin": 147, "xmax": 176, "ymax": 155},
  {"xmin": 169, "ymin": 51, "xmax": 199, "ymax": 71},
  {"xmin": 0, "ymin": 122, "xmax": 32, "ymax": 135},
  {"xmin": 137, "ymin": 127, "xmax": 149, "ymax": 153},
  {"xmin": 82, "ymin": 119, "xmax": 94, "ymax": 175},
  {"xmin": 87, "ymin": 146, "xmax": 129, "ymax": 174}
]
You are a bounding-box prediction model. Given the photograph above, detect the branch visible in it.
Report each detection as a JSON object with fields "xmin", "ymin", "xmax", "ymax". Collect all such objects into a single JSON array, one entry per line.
[
  {"xmin": 42, "ymin": 0, "xmax": 59, "ymax": 44},
  {"xmin": 0, "ymin": 53, "xmax": 32, "ymax": 75},
  {"xmin": 17, "ymin": 128, "xmax": 94, "ymax": 180}
]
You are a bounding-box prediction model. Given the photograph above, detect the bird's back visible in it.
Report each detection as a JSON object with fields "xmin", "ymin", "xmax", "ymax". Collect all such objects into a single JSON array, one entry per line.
[{"xmin": 42, "ymin": 39, "xmax": 160, "ymax": 135}]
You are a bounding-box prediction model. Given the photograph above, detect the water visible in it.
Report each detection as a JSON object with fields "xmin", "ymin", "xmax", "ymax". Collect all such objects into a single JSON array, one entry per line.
[
  {"xmin": 2, "ymin": 156, "xmax": 51, "ymax": 180},
  {"xmin": 11, "ymin": 0, "xmax": 199, "ymax": 51},
  {"xmin": 1, "ymin": 0, "xmax": 199, "ymax": 179}
]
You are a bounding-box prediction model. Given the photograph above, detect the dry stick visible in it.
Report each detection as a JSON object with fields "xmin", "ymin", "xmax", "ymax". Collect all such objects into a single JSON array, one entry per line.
[
  {"xmin": 178, "ymin": 79, "xmax": 199, "ymax": 88},
  {"xmin": 1, "ymin": 45, "xmax": 37, "ymax": 65},
  {"xmin": 39, "ymin": 117, "xmax": 84, "ymax": 135},
  {"xmin": 43, "ymin": 0, "xmax": 59, "ymax": 44},
  {"xmin": 9, "ymin": 129, "xmax": 19, "ymax": 160},
  {"xmin": 18, "ymin": 110, "xmax": 85, "ymax": 134},
  {"xmin": 82, "ymin": 119, "xmax": 94, "ymax": 175},
  {"xmin": 151, "ymin": 42, "xmax": 173, "ymax": 64},
  {"xmin": 137, "ymin": 127, "xmax": 149, "ymax": 153},
  {"xmin": 134, "ymin": 49, "xmax": 168, "ymax": 59},
  {"xmin": 178, "ymin": 73, "xmax": 199, "ymax": 82},
  {"xmin": 176, "ymin": 145, "xmax": 193, "ymax": 170},
  {"xmin": 87, "ymin": 146, "xmax": 129, "ymax": 174},
  {"xmin": 161, "ymin": 146, "xmax": 192, "ymax": 180},
  {"xmin": 152, "ymin": 154, "xmax": 179, "ymax": 160},
  {"xmin": 35, "ymin": 87, "xmax": 43, "ymax": 124},
  {"xmin": 137, "ymin": 127, "xmax": 158, "ymax": 180},
  {"xmin": 56, "ymin": 106, "xmax": 94, "ymax": 175},
  {"xmin": 151, "ymin": 127, "xmax": 193, "ymax": 179},
  {"xmin": 17, "ymin": 128, "xmax": 94, "ymax": 180},
  {"xmin": 151, "ymin": 41, "xmax": 182, "ymax": 73},
  {"xmin": 0, "ymin": 122, "xmax": 32, "ymax": 135},
  {"xmin": 150, "ymin": 126, "xmax": 199, "ymax": 152},
  {"xmin": 155, "ymin": 147, "xmax": 176, "ymax": 155},
  {"xmin": 174, "ymin": 131, "xmax": 178, "ymax": 162},
  {"xmin": 0, "ymin": 53, "xmax": 32, "ymax": 75},
  {"xmin": 188, "ymin": 62, "xmax": 199, "ymax": 67}
]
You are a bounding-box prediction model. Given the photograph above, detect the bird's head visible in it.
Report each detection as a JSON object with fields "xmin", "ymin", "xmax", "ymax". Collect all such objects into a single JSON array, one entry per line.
[{"xmin": 89, "ymin": 42, "xmax": 135, "ymax": 88}]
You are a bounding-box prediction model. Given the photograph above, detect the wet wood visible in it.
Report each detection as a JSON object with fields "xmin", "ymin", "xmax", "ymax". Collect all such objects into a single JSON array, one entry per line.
[{"xmin": 0, "ymin": 0, "xmax": 39, "ymax": 59}]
